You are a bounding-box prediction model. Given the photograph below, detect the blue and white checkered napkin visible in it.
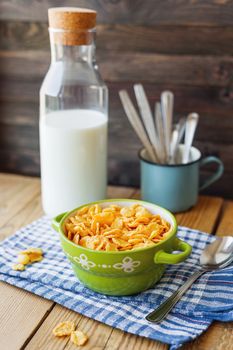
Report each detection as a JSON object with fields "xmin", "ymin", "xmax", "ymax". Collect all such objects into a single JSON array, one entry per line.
[{"xmin": 0, "ymin": 216, "xmax": 233, "ymax": 350}]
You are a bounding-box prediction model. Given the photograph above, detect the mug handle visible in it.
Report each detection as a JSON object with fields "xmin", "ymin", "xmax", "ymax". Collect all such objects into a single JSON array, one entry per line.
[
  {"xmin": 154, "ymin": 238, "xmax": 192, "ymax": 264},
  {"xmin": 199, "ymin": 156, "xmax": 224, "ymax": 191},
  {"xmin": 52, "ymin": 212, "xmax": 67, "ymax": 232}
]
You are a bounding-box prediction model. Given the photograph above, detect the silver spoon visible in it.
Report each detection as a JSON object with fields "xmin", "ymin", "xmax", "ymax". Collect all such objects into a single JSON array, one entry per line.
[{"xmin": 146, "ymin": 236, "xmax": 233, "ymax": 323}]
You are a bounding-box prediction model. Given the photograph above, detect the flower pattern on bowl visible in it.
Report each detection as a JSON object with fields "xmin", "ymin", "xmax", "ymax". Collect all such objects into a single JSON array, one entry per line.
[
  {"xmin": 73, "ymin": 254, "xmax": 96, "ymax": 270},
  {"xmin": 113, "ymin": 257, "xmax": 140, "ymax": 273},
  {"xmin": 68, "ymin": 253, "xmax": 140, "ymax": 273}
]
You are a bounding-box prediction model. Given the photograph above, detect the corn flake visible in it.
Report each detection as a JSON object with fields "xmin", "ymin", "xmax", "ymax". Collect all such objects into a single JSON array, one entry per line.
[
  {"xmin": 12, "ymin": 247, "xmax": 43, "ymax": 271},
  {"xmin": 70, "ymin": 330, "xmax": 88, "ymax": 346},
  {"xmin": 52, "ymin": 321, "xmax": 75, "ymax": 337}
]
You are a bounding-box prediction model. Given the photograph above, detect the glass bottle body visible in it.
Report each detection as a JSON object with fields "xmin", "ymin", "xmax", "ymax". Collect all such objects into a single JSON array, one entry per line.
[{"xmin": 40, "ymin": 29, "xmax": 108, "ymax": 217}]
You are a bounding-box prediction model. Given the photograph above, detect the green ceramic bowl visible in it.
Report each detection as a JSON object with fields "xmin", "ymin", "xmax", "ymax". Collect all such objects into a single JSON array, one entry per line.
[{"xmin": 52, "ymin": 199, "xmax": 192, "ymax": 296}]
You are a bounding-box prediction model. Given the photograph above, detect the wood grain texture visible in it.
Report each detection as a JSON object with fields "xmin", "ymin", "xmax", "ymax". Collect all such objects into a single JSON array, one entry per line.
[
  {"xmin": 216, "ymin": 201, "xmax": 233, "ymax": 236},
  {"xmin": 2, "ymin": 82, "xmax": 233, "ymax": 124},
  {"xmin": 1, "ymin": 0, "xmax": 233, "ymax": 26},
  {"xmin": 2, "ymin": 21, "xmax": 233, "ymax": 56},
  {"xmin": 1, "ymin": 81, "xmax": 233, "ymax": 146},
  {"xmin": 0, "ymin": 81, "xmax": 233, "ymax": 197},
  {"xmin": 0, "ymin": 174, "xmax": 54, "ymax": 350},
  {"xmin": 103, "ymin": 189, "xmax": 224, "ymax": 350},
  {"xmin": 64, "ymin": 317, "xmax": 113, "ymax": 350},
  {"xmin": 21, "ymin": 183, "xmax": 135, "ymax": 350},
  {"xmin": 0, "ymin": 149, "xmax": 40, "ymax": 176},
  {"xmin": 0, "ymin": 1, "xmax": 233, "ymax": 198},
  {"xmin": 0, "ymin": 139, "xmax": 233, "ymax": 198},
  {"xmin": 0, "ymin": 174, "xmax": 231, "ymax": 350},
  {"xmin": 0, "ymin": 141, "xmax": 232, "ymax": 199},
  {"xmin": 182, "ymin": 321, "xmax": 233, "ymax": 350},
  {"xmin": 181, "ymin": 197, "xmax": 233, "ymax": 350},
  {"xmin": 0, "ymin": 174, "xmax": 40, "ymax": 230},
  {"xmin": 104, "ymin": 328, "xmax": 167, "ymax": 350},
  {"xmin": 0, "ymin": 176, "xmax": 132, "ymax": 350},
  {"xmin": 25, "ymin": 304, "xmax": 83, "ymax": 350},
  {"xmin": 175, "ymin": 196, "xmax": 224, "ymax": 232},
  {"xmin": 1, "ymin": 50, "xmax": 233, "ymax": 87},
  {"xmin": 0, "ymin": 283, "xmax": 53, "ymax": 350}
]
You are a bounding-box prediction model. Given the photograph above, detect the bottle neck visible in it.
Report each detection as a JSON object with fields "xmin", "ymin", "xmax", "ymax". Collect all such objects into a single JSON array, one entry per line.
[{"xmin": 49, "ymin": 28, "xmax": 96, "ymax": 64}]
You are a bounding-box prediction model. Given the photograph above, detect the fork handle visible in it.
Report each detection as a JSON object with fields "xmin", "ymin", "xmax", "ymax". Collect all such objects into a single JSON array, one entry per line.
[{"xmin": 146, "ymin": 269, "xmax": 206, "ymax": 323}]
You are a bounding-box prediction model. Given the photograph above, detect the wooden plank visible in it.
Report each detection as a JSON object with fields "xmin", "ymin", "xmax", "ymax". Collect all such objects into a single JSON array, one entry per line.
[
  {"xmin": 181, "ymin": 321, "xmax": 233, "ymax": 350},
  {"xmin": 0, "ymin": 175, "xmax": 56, "ymax": 350},
  {"xmin": 0, "ymin": 174, "xmax": 40, "ymax": 230},
  {"xmin": 215, "ymin": 201, "xmax": 233, "ymax": 236},
  {"xmin": 2, "ymin": 21, "xmax": 233, "ymax": 56},
  {"xmin": 0, "ymin": 175, "xmax": 225, "ymax": 350},
  {"xmin": 0, "ymin": 80, "xmax": 40, "ymax": 104},
  {"xmin": 1, "ymin": 82, "xmax": 233, "ymax": 118},
  {"xmin": 24, "ymin": 304, "xmax": 82, "ymax": 350},
  {"xmin": 0, "ymin": 124, "xmax": 38, "ymax": 151},
  {"xmin": 0, "ymin": 101, "xmax": 39, "ymax": 125},
  {"xmin": 104, "ymin": 194, "xmax": 223, "ymax": 350},
  {"xmin": 200, "ymin": 172, "xmax": 233, "ymax": 202},
  {"xmin": 1, "ymin": 82, "xmax": 233, "ymax": 156},
  {"xmin": 99, "ymin": 52, "xmax": 233, "ymax": 86},
  {"xmin": 0, "ymin": 283, "xmax": 53, "ymax": 350},
  {"xmin": 181, "ymin": 200, "xmax": 233, "ymax": 349},
  {"xmin": 0, "ymin": 179, "xmax": 135, "ymax": 350},
  {"xmin": 0, "ymin": 144, "xmax": 232, "ymax": 199},
  {"xmin": 22, "ymin": 185, "xmax": 135, "ymax": 349},
  {"xmin": 1, "ymin": 81, "xmax": 233, "ymax": 194},
  {"xmin": 0, "ymin": 105, "xmax": 232, "ymax": 196},
  {"xmin": 1, "ymin": 50, "xmax": 233, "ymax": 87},
  {"xmin": 24, "ymin": 303, "xmax": 114, "ymax": 350},
  {"xmin": 97, "ymin": 24, "xmax": 233, "ymax": 56},
  {"xmin": 0, "ymin": 176, "xmax": 42, "ymax": 240},
  {"xmin": 1, "ymin": 0, "xmax": 233, "ymax": 26},
  {"xmin": 65, "ymin": 318, "xmax": 113, "ymax": 350},
  {"xmin": 107, "ymin": 185, "xmax": 136, "ymax": 199},
  {"xmin": 0, "ymin": 149, "xmax": 40, "ymax": 177},
  {"xmin": 104, "ymin": 328, "xmax": 167, "ymax": 350},
  {"xmin": 0, "ymin": 50, "xmax": 49, "ymax": 79},
  {"xmin": 0, "ymin": 189, "xmax": 42, "ymax": 240},
  {"xmin": 175, "ymin": 196, "xmax": 223, "ymax": 232},
  {"xmin": 1, "ymin": 88, "xmax": 233, "ymax": 147}
]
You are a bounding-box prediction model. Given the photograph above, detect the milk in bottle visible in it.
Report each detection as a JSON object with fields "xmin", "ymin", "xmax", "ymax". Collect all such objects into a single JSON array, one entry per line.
[{"xmin": 39, "ymin": 8, "xmax": 108, "ymax": 217}]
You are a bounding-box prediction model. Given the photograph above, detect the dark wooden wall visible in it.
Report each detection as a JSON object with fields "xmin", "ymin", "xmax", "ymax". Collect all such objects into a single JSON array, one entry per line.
[{"xmin": 0, "ymin": 0, "xmax": 233, "ymax": 198}]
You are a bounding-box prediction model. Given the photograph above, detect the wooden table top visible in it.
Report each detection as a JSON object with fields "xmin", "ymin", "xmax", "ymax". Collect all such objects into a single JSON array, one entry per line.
[{"xmin": 0, "ymin": 173, "xmax": 233, "ymax": 350}]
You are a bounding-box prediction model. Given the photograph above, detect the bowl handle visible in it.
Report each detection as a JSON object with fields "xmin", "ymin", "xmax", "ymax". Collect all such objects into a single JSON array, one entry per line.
[
  {"xmin": 154, "ymin": 238, "xmax": 192, "ymax": 264},
  {"xmin": 52, "ymin": 212, "xmax": 67, "ymax": 232}
]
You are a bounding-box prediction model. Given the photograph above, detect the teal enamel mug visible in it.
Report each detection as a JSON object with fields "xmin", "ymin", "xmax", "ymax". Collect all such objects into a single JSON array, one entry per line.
[{"xmin": 139, "ymin": 145, "xmax": 224, "ymax": 213}]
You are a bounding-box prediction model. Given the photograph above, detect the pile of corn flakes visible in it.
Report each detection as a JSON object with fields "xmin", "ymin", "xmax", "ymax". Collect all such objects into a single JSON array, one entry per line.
[
  {"xmin": 65, "ymin": 204, "xmax": 171, "ymax": 251},
  {"xmin": 53, "ymin": 321, "xmax": 88, "ymax": 346},
  {"xmin": 12, "ymin": 248, "xmax": 43, "ymax": 271}
]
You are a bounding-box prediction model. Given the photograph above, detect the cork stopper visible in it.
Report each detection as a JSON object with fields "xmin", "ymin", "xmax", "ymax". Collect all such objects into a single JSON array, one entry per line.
[{"xmin": 48, "ymin": 7, "xmax": 97, "ymax": 46}]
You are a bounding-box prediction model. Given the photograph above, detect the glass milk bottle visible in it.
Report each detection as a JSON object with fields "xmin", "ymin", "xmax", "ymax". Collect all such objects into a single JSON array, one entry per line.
[{"xmin": 40, "ymin": 8, "xmax": 108, "ymax": 217}]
